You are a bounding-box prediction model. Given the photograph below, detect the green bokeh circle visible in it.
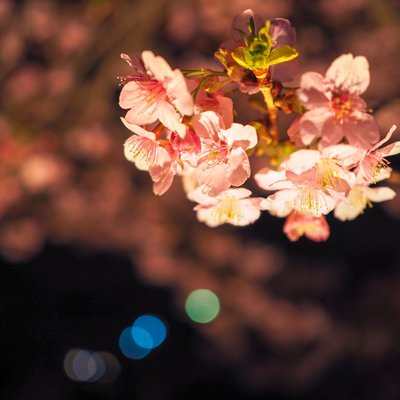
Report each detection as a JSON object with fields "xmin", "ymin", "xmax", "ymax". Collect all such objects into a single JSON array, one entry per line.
[{"xmin": 185, "ymin": 289, "xmax": 220, "ymax": 324}]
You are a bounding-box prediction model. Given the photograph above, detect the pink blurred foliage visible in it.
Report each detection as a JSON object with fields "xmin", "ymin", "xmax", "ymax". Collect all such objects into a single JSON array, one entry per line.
[{"xmin": 1, "ymin": 0, "xmax": 400, "ymax": 392}]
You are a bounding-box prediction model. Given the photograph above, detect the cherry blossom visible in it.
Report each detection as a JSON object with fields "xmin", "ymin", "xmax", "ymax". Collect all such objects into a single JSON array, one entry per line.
[
  {"xmin": 119, "ymin": 51, "xmax": 193, "ymax": 138},
  {"xmin": 194, "ymin": 115, "xmax": 257, "ymax": 196},
  {"xmin": 283, "ymin": 212, "xmax": 330, "ymax": 242},
  {"xmin": 290, "ymin": 54, "xmax": 380, "ymax": 149},
  {"xmin": 121, "ymin": 118, "xmax": 178, "ymax": 195},
  {"xmin": 118, "ymin": 11, "xmax": 399, "ymax": 241},
  {"xmin": 255, "ymin": 147, "xmax": 356, "ymax": 217},
  {"xmin": 353, "ymin": 125, "xmax": 400, "ymax": 183},
  {"xmin": 188, "ymin": 188, "xmax": 262, "ymax": 227},
  {"xmin": 334, "ymin": 184, "xmax": 396, "ymax": 221}
]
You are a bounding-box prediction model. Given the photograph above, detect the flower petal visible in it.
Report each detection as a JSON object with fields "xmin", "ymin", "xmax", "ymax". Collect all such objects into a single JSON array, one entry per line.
[
  {"xmin": 298, "ymin": 72, "xmax": 331, "ymax": 109},
  {"xmin": 326, "ymin": 54, "xmax": 370, "ymax": 96}
]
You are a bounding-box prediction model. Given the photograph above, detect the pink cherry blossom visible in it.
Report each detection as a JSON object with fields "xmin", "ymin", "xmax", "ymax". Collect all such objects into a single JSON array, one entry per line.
[
  {"xmin": 194, "ymin": 93, "xmax": 234, "ymax": 129},
  {"xmin": 188, "ymin": 188, "xmax": 262, "ymax": 227},
  {"xmin": 283, "ymin": 212, "xmax": 330, "ymax": 242},
  {"xmin": 353, "ymin": 125, "xmax": 400, "ymax": 183},
  {"xmin": 119, "ymin": 51, "xmax": 193, "ymax": 138},
  {"xmin": 194, "ymin": 114, "xmax": 258, "ymax": 196},
  {"xmin": 334, "ymin": 184, "xmax": 396, "ymax": 221},
  {"xmin": 255, "ymin": 147, "xmax": 356, "ymax": 217},
  {"xmin": 121, "ymin": 118, "xmax": 178, "ymax": 195},
  {"xmin": 291, "ymin": 54, "xmax": 379, "ymax": 149}
]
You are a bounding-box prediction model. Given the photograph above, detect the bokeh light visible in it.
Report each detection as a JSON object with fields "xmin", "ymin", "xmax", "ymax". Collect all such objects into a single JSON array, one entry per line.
[
  {"xmin": 133, "ymin": 315, "xmax": 167, "ymax": 349},
  {"xmin": 63, "ymin": 349, "xmax": 118, "ymax": 383},
  {"xmin": 185, "ymin": 289, "xmax": 220, "ymax": 324},
  {"xmin": 118, "ymin": 327, "xmax": 151, "ymax": 360},
  {"xmin": 131, "ymin": 326, "xmax": 154, "ymax": 349}
]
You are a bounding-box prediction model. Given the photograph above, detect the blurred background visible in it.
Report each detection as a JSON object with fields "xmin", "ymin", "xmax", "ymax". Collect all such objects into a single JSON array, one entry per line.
[{"xmin": 1, "ymin": 0, "xmax": 400, "ymax": 399}]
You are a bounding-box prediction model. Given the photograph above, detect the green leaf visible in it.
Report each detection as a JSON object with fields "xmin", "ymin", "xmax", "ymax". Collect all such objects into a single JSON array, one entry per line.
[
  {"xmin": 231, "ymin": 47, "xmax": 250, "ymax": 69},
  {"xmin": 248, "ymin": 16, "xmax": 256, "ymax": 36},
  {"xmin": 266, "ymin": 45, "xmax": 298, "ymax": 67}
]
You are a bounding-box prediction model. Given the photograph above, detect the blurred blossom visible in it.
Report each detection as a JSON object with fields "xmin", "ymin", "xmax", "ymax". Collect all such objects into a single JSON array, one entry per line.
[
  {"xmin": 0, "ymin": 175, "xmax": 22, "ymax": 217},
  {"xmin": 57, "ymin": 20, "xmax": 91, "ymax": 55},
  {"xmin": 23, "ymin": 1, "xmax": 58, "ymax": 42},
  {"xmin": 66, "ymin": 125, "xmax": 113, "ymax": 160},
  {"xmin": 233, "ymin": 243, "xmax": 284, "ymax": 280},
  {"xmin": 319, "ymin": 0, "xmax": 366, "ymax": 23},
  {"xmin": 0, "ymin": 30, "xmax": 24, "ymax": 67},
  {"xmin": 166, "ymin": 3, "xmax": 197, "ymax": 44},
  {"xmin": 0, "ymin": 218, "xmax": 45, "ymax": 262},
  {"xmin": 45, "ymin": 68, "xmax": 74, "ymax": 95},
  {"xmin": 0, "ymin": 0, "xmax": 12, "ymax": 27},
  {"xmin": 20, "ymin": 155, "xmax": 71, "ymax": 193},
  {"xmin": 6, "ymin": 66, "xmax": 44, "ymax": 103}
]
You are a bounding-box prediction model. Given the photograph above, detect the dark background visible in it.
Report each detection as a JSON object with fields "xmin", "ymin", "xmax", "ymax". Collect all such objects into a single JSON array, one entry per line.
[{"xmin": 1, "ymin": 0, "xmax": 400, "ymax": 399}]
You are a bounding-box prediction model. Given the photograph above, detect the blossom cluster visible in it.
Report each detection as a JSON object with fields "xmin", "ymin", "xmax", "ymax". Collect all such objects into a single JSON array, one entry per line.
[{"xmin": 118, "ymin": 9, "xmax": 399, "ymax": 242}]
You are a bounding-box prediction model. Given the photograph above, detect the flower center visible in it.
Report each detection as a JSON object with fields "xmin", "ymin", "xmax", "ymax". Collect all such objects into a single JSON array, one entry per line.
[
  {"xmin": 316, "ymin": 158, "xmax": 347, "ymax": 191},
  {"xmin": 213, "ymin": 197, "xmax": 243, "ymax": 224},
  {"xmin": 295, "ymin": 186, "xmax": 327, "ymax": 216},
  {"xmin": 330, "ymin": 93, "xmax": 354, "ymax": 121},
  {"xmin": 200, "ymin": 144, "xmax": 228, "ymax": 170},
  {"xmin": 124, "ymin": 137, "xmax": 157, "ymax": 168},
  {"xmin": 362, "ymin": 153, "xmax": 390, "ymax": 183}
]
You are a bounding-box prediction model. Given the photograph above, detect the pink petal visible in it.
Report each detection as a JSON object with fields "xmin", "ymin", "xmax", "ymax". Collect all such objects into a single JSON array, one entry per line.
[
  {"xmin": 255, "ymin": 168, "xmax": 294, "ymax": 191},
  {"xmin": 282, "ymin": 149, "xmax": 320, "ymax": 172},
  {"xmin": 227, "ymin": 147, "xmax": 251, "ymax": 187},
  {"xmin": 283, "ymin": 213, "xmax": 330, "ymax": 242},
  {"xmin": 271, "ymin": 59, "xmax": 299, "ymax": 84},
  {"xmin": 215, "ymin": 95, "xmax": 234, "ymax": 128},
  {"xmin": 297, "ymin": 72, "xmax": 331, "ymax": 109},
  {"xmin": 231, "ymin": 9, "xmax": 265, "ymax": 44},
  {"xmin": 320, "ymin": 144, "xmax": 362, "ymax": 167},
  {"xmin": 372, "ymin": 125, "xmax": 398, "ymax": 154},
  {"xmin": 119, "ymin": 81, "xmax": 152, "ymax": 109},
  {"xmin": 157, "ymin": 102, "xmax": 187, "ymax": 138},
  {"xmin": 192, "ymin": 111, "xmax": 222, "ymax": 141},
  {"xmin": 142, "ymin": 51, "xmax": 174, "ymax": 82},
  {"xmin": 260, "ymin": 189, "xmax": 298, "ymax": 217},
  {"xmin": 152, "ymin": 171, "xmax": 174, "ymax": 195},
  {"xmin": 120, "ymin": 118, "xmax": 156, "ymax": 140},
  {"xmin": 222, "ymin": 123, "xmax": 258, "ymax": 150},
  {"xmin": 298, "ymin": 108, "xmax": 334, "ymax": 146},
  {"xmin": 326, "ymin": 54, "xmax": 370, "ymax": 96},
  {"xmin": 198, "ymin": 163, "xmax": 230, "ymax": 196},
  {"xmin": 270, "ymin": 18, "xmax": 296, "ymax": 47},
  {"xmin": 318, "ymin": 116, "xmax": 345, "ymax": 148},
  {"xmin": 123, "ymin": 135, "xmax": 157, "ymax": 171},
  {"xmin": 219, "ymin": 188, "xmax": 252, "ymax": 200},
  {"xmin": 166, "ymin": 69, "xmax": 194, "ymax": 116},
  {"xmin": 342, "ymin": 115, "xmax": 379, "ymax": 149}
]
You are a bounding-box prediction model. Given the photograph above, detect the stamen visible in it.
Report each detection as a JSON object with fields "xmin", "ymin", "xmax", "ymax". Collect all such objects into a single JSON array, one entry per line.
[
  {"xmin": 317, "ymin": 158, "xmax": 347, "ymax": 191},
  {"xmin": 295, "ymin": 186, "xmax": 327, "ymax": 216},
  {"xmin": 200, "ymin": 145, "xmax": 228, "ymax": 170},
  {"xmin": 363, "ymin": 154, "xmax": 390, "ymax": 183},
  {"xmin": 212, "ymin": 197, "xmax": 243, "ymax": 224},
  {"xmin": 124, "ymin": 137, "xmax": 157, "ymax": 167}
]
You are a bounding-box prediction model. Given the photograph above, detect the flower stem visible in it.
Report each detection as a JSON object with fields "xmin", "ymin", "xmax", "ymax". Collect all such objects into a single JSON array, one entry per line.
[
  {"xmin": 260, "ymin": 86, "xmax": 280, "ymax": 142},
  {"xmin": 182, "ymin": 69, "xmax": 227, "ymax": 77}
]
